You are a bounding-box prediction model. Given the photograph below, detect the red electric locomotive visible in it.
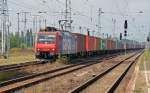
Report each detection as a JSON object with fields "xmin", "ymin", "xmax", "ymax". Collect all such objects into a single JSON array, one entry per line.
[
  {"xmin": 35, "ymin": 27, "xmax": 59, "ymax": 58},
  {"xmin": 35, "ymin": 27, "xmax": 76, "ymax": 58}
]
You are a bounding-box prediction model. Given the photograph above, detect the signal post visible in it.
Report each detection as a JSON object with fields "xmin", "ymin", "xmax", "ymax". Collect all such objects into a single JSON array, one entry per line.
[{"xmin": 124, "ymin": 20, "xmax": 128, "ymax": 56}]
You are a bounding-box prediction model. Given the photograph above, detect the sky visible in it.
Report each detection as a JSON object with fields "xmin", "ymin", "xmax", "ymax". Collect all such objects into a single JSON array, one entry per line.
[{"xmin": 7, "ymin": 0, "xmax": 150, "ymax": 42}]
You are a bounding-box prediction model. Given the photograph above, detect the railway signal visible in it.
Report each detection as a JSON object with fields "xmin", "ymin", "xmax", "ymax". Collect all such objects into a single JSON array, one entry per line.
[
  {"xmin": 124, "ymin": 30, "xmax": 127, "ymax": 37},
  {"xmin": 124, "ymin": 20, "xmax": 128, "ymax": 36},
  {"xmin": 124, "ymin": 20, "xmax": 128, "ymax": 29},
  {"xmin": 147, "ymin": 37, "xmax": 150, "ymax": 42},
  {"xmin": 87, "ymin": 28, "xmax": 90, "ymax": 36},
  {"xmin": 124, "ymin": 20, "xmax": 128, "ymax": 56},
  {"xmin": 120, "ymin": 33, "xmax": 122, "ymax": 40}
]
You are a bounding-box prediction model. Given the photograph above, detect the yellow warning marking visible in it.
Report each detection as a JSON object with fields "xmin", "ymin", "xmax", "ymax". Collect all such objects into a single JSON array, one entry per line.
[
  {"xmin": 148, "ymin": 88, "xmax": 150, "ymax": 93},
  {"xmin": 144, "ymin": 57, "xmax": 150, "ymax": 86},
  {"xmin": 144, "ymin": 56, "xmax": 150, "ymax": 93}
]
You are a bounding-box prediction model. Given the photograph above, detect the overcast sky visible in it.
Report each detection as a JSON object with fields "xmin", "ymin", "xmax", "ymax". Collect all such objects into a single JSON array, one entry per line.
[{"xmin": 8, "ymin": 0, "xmax": 150, "ymax": 42}]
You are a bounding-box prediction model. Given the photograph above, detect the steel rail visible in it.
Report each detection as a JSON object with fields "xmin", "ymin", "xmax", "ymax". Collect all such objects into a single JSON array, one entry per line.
[
  {"xmin": 105, "ymin": 52, "xmax": 143, "ymax": 93},
  {"xmin": 0, "ymin": 53, "xmax": 119, "ymax": 93},
  {"xmin": 68, "ymin": 51, "xmax": 143, "ymax": 93}
]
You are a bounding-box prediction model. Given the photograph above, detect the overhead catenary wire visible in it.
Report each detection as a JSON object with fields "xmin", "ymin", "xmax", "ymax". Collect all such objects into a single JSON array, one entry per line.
[
  {"xmin": 8, "ymin": 0, "xmax": 40, "ymax": 11},
  {"xmin": 8, "ymin": 1, "xmax": 121, "ymax": 30},
  {"xmin": 7, "ymin": 0, "xmax": 147, "ymax": 41}
]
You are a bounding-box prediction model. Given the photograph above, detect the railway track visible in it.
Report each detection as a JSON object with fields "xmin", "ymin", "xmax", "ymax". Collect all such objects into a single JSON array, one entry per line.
[
  {"xmin": 68, "ymin": 51, "xmax": 143, "ymax": 93},
  {"xmin": 106, "ymin": 53, "xmax": 142, "ymax": 93},
  {"xmin": 0, "ymin": 51, "xmax": 134, "ymax": 73},
  {"xmin": 0, "ymin": 52, "xmax": 119, "ymax": 73},
  {"xmin": 0, "ymin": 60, "xmax": 48, "ymax": 72},
  {"xmin": 0, "ymin": 52, "xmax": 129, "ymax": 93},
  {"xmin": 0, "ymin": 52, "xmax": 123, "ymax": 73}
]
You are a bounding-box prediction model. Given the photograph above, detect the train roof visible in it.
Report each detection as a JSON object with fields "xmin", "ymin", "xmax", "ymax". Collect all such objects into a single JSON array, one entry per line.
[
  {"xmin": 39, "ymin": 26, "xmax": 72, "ymax": 33},
  {"xmin": 40, "ymin": 27, "xmax": 58, "ymax": 32}
]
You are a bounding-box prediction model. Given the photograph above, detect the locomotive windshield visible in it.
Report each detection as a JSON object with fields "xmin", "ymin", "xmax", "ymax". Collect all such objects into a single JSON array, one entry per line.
[{"xmin": 38, "ymin": 34, "xmax": 56, "ymax": 44}]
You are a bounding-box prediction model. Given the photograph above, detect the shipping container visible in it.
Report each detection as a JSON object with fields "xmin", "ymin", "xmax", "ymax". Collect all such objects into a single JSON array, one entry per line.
[
  {"xmin": 106, "ymin": 39, "xmax": 111, "ymax": 50},
  {"xmin": 86, "ymin": 35, "xmax": 95, "ymax": 51},
  {"xmin": 88, "ymin": 36, "xmax": 95, "ymax": 51},
  {"xmin": 116, "ymin": 40, "xmax": 124, "ymax": 49},
  {"xmin": 60, "ymin": 31, "xmax": 76, "ymax": 54},
  {"xmin": 95, "ymin": 37, "xmax": 101, "ymax": 50},
  {"xmin": 74, "ymin": 33, "xmax": 86, "ymax": 53},
  {"xmin": 100, "ymin": 39, "xmax": 106, "ymax": 50},
  {"xmin": 105, "ymin": 39, "xmax": 116, "ymax": 50},
  {"xmin": 115, "ymin": 39, "xmax": 120, "ymax": 49},
  {"xmin": 111, "ymin": 40, "xmax": 115, "ymax": 49}
]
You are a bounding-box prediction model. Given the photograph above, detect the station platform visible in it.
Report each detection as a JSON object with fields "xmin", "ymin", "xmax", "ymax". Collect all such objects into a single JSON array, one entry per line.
[{"xmin": 126, "ymin": 50, "xmax": 150, "ymax": 93}]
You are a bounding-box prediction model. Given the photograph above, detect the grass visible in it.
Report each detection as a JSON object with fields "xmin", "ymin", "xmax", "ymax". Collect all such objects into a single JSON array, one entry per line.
[
  {"xmin": 133, "ymin": 50, "xmax": 150, "ymax": 93},
  {"xmin": 55, "ymin": 55, "xmax": 70, "ymax": 64},
  {"xmin": 0, "ymin": 71, "xmax": 30, "ymax": 83},
  {"xmin": 0, "ymin": 48, "xmax": 37, "ymax": 66},
  {"xmin": 138, "ymin": 50, "xmax": 150, "ymax": 70}
]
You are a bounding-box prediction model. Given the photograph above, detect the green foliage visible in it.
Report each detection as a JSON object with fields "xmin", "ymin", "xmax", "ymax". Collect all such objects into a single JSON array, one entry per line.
[
  {"xmin": 20, "ymin": 43, "xmax": 27, "ymax": 49},
  {"xmin": 10, "ymin": 29, "xmax": 34, "ymax": 49},
  {"xmin": 56, "ymin": 55, "xmax": 70, "ymax": 64},
  {"xmin": 10, "ymin": 32, "xmax": 20, "ymax": 48}
]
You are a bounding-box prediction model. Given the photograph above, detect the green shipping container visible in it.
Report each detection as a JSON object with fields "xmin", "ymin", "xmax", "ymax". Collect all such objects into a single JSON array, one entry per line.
[{"xmin": 100, "ymin": 39, "xmax": 105, "ymax": 50}]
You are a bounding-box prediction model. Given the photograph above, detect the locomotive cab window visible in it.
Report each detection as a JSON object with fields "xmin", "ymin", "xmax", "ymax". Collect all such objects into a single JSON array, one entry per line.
[{"xmin": 38, "ymin": 34, "xmax": 56, "ymax": 44}]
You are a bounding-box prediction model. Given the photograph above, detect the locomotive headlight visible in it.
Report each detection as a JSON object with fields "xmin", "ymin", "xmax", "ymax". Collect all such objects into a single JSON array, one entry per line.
[{"xmin": 52, "ymin": 48, "xmax": 55, "ymax": 51}]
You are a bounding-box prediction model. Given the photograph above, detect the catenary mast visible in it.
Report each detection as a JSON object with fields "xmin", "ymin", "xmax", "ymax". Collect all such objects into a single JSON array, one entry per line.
[
  {"xmin": 65, "ymin": 0, "xmax": 72, "ymax": 32},
  {"xmin": 0, "ymin": 0, "xmax": 9, "ymax": 58}
]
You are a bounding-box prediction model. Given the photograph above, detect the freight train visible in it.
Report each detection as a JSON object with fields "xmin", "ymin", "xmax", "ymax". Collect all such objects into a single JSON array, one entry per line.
[{"xmin": 34, "ymin": 27, "xmax": 144, "ymax": 58}]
